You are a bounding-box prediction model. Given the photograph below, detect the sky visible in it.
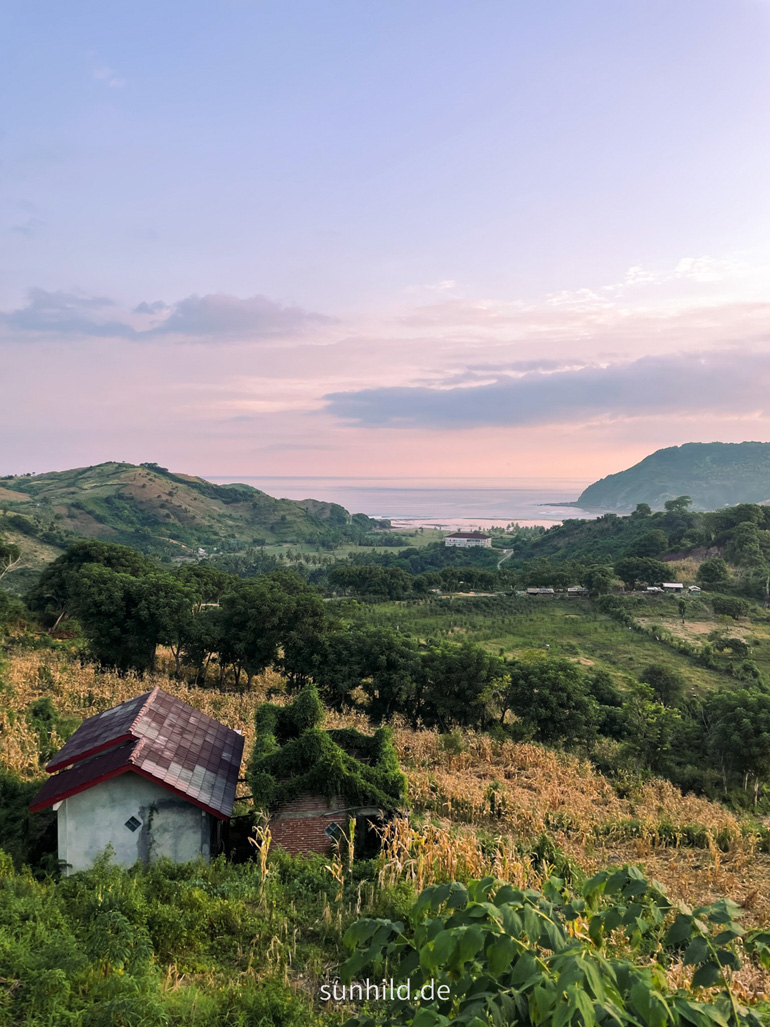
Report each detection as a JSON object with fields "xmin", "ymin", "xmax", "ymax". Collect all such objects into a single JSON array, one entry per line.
[{"xmin": 3, "ymin": 0, "xmax": 770, "ymax": 482}]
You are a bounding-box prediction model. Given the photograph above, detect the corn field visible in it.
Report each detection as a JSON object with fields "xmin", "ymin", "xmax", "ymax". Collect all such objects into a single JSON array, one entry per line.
[{"xmin": 5, "ymin": 648, "xmax": 770, "ymax": 933}]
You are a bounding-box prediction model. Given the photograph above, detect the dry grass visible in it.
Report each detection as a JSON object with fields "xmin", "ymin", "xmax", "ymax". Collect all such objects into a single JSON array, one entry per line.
[
  {"xmin": 1, "ymin": 649, "xmax": 281, "ymax": 782},
  {"xmin": 5, "ymin": 650, "xmax": 770, "ymax": 932},
  {"xmin": 637, "ymin": 617, "xmax": 750, "ymax": 643},
  {"xmin": 664, "ymin": 557, "xmax": 701, "ymax": 582}
]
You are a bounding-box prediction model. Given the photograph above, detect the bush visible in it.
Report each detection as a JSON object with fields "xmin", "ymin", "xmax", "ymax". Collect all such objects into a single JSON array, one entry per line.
[
  {"xmin": 712, "ymin": 595, "xmax": 750, "ymax": 620},
  {"xmin": 341, "ymin": 868, "xmax": 767, "ymax": 1026}
]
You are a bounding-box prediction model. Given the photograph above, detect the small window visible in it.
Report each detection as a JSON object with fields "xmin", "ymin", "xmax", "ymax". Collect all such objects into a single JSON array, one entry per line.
[
  {"xmin": 324, "ymin": 822, "xmax": 342, "ymax": 841},
  {"xmin": 124, "ymin": 816, "xmax": 141, "ymax": 832}
]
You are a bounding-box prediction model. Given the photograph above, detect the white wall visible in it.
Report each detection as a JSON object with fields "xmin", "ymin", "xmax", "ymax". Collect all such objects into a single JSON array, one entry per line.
[{"xmin": 57, "ymin": 772, "xmax": 212, "ymax": 875}]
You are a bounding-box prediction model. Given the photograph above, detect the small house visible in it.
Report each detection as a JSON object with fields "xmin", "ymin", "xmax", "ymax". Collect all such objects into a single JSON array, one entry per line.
[
  {"xmin": 688, "ymin": 585, "xmax": 702, "ymax": 593},
  {"xmin": 248, "ymin": 686, "xmax": 405, "ymax": 856},
  {"xmin": 661, "ymin": 583, "xmax": 684, "ymax": 592},
  {"xmin": 444, "ymin": 531, "xmax": 492, "ymax": 548},
  {"xmin": 30, "ymin": 688, "xmax": 244, "ymax": 875}
]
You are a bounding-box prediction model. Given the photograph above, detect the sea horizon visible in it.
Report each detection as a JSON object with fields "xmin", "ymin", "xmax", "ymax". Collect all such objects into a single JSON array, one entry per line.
[{"xmin": 207, "ymin": 475, "xmax": 597, "ymax": 529}]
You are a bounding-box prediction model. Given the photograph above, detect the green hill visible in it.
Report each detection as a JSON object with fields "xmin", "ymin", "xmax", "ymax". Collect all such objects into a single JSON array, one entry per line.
[
  {"xmin": 576, "ymin": 441, "xmax": 770, "ymax": 512},
  {"xmin": 0, "ymin": 461, "xmax": 367, "ymax": 589}
]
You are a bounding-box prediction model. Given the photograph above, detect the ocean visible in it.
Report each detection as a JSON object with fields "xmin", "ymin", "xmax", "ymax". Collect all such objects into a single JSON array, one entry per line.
[{"xmin": 207, "ymin": 476, "xmax": 597, "ymax": 530}]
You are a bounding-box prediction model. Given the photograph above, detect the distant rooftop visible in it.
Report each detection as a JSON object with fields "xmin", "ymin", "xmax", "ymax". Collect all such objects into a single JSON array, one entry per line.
[
  {"xmin": 30, "ymin": 688, "xmax": 243, "ymax": 820},
  {"xmin": 445, "ymin": 531, "xmax": 491, "ymax": 539}
]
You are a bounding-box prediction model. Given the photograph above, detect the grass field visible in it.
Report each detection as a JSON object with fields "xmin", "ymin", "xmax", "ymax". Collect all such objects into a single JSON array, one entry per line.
[
  {"xmin": 348, "ymin": 595, "xmax": 754, "ymax": 694},
  {"xmin": 261, "ymin": 527, "xmax": 446, "ymax": 561}
]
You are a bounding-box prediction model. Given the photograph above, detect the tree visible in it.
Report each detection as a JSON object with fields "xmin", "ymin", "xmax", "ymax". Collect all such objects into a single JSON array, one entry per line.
[
  {"xmin": 181, "ymin": 604, "xmax": 224, "ymax": 684},
  {"xmin": 581, "ymin": 564, "xmax": 614, "ymax": 596},
  {"xmin": 27, "ymin": 540, "xmax": 155, "ymax": 630},
  {"xmin": 620, "ymin": 683, "xmax": 681, "ymax": 772},
  {"xmin": 630, "ymin": 502, "xmax": 652, "ymax": 518},
  {"xmin": 696, "ymin": 557, "xmax": 730, "ymax": 588},
  {"xmin": 173, "ymin": 563, "xmax": 233, "ymax": 607},
  {"xmin": 586, "ymin": 669, "xmax": 625, "ymax": 738},
  {"xmin": 71, "ymin": 566, "xmax": 196, "ymax": 673},
  {"xmin": 664, "ymin": 495, "xmax": 692, "ymax": 513},
  {"xmin": 706, "ymin": 687, "xmax": 770, "ymax": 800},
  {"xmin": 625, "ymin": 529, "xmax": 669, "ymax": 559},
  {"xmin": 310, "ymin": 628, "xmax": 375, "ymax": 711},
  {"xmin": 217, "ymin": 575, "xmax": 318, "ymax": 687},
  {"xmin": 613, "ymin": 556, "xmax": 669, "ymax": 590},
  {"xmin": 419, "ymin": 641, "xmax": 503, "ymax": 731},
  {"xmin": 711, "ymin": 595, "xmax": 749, "ymax": 620},
  {"xmin": 327, "ymin": 564, "xmax": 413, "ymax": 600},
  {"xmin": 501, "ymin": 657, "xmax": 598, "ymax": 745},
  {"xmin": 0, "ymin": 588, "xmax": 25, "ymax": 634},
  {"xmin": 0, "ymin": 540, "xmax": 21, "ymax": 581},
  {"xmin": 295, "ymin": 623, "xmax": 422, "ymax": 719},
  {"xmin": 136, "ymin": 573, "xmax": 199, "ymax": 676},
  {"xmin": 725, "ymin": 522, "xmax": 768, "ymax": 568},
  {"xmin": 264, "ymin": 570, "xmax": 330, "ymax": 688},
  {"xmin": 639, "ymin": 664, "xmax": 686, "ymax": 706}
]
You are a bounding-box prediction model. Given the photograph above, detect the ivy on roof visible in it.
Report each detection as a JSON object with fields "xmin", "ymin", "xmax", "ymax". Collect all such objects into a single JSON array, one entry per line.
[{"xmin": 247, "ymin": 685, "xmax": 406, "ymax": 812}]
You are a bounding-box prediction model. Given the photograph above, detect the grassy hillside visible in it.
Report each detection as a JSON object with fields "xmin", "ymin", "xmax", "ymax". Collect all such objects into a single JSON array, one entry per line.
[
  {"xmin": 1, "ymin": 649, "xmax": 767, "ymax": 904},
  {"xmin": 4, "ymin": 648, "xmax": 770, "ymax": 1016},
  {"xmin": 350, "ymin": 593, "xmax": 766, "ymax": 695},
  {"xmin": 0, "ymin": 461, "xmax": 376, "ymax": 588},
  {"xmin": 577, "ymin": 442, "xmax": 770, "ymax": 512}
]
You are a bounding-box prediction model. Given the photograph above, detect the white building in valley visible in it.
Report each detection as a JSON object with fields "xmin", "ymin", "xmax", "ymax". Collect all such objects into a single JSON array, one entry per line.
[{"xmin": 444, "ymin": 531, "xmax": 492, "ymax": 548}]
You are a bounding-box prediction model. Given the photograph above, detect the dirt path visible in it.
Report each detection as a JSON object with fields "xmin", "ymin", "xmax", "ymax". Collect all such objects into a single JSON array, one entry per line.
[{"xmin": 497, "ymin": 548, "xmax": 513, "ymax": 570}]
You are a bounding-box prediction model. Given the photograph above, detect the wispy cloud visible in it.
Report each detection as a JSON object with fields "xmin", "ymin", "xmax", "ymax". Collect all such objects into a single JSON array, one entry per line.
[
  {"xmin": 144, "ymin": 292, "xmax": 335, "ymax": 338},
  {"xmin": 324, "ymin": 349, "xmax": 770, "ymax": 429},
  {"xmin": 673, "ymin": 256, "xmax": 749, "ymax": 283},
  {"xmin": 10, "ymin": 217, "xmax": 44, "ymax": 238},
  {"xmin": 0, "ymin": 289, "xmax": 137, "ymax": 338},
  {"xmin": 0, "ymin": 289, "xmax": 335, "ymax": 342},
  {"xmin": 92, "ymin": 65, "xmax": 126, "ymax": 88},
  {"xmin": 545, "ymin": 254, "xmax": 757, "ymax": 310}
]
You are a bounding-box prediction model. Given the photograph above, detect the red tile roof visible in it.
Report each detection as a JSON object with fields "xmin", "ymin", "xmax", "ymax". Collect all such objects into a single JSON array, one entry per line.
[
  {"xmin": 30, "ymin": 689, "xmax": 244, "ymax": 820},
  {"xmin": 46, "ymin": 690, "xmax": 154, "ymax": 771}
]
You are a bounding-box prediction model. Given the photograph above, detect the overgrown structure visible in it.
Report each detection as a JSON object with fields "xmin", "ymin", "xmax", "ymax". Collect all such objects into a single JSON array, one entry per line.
[{"xmin": 247, "ymin": 685, "xmax": 406, "ymax": 855}]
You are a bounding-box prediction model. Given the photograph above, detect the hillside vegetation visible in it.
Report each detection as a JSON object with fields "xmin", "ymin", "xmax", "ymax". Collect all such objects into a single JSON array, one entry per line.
[
  {"xmin": 0, "ymin": 461, "xmax": 382, "ymax": 591},
  {"xmin": 4, "ymin": 649, "xmax": 770, "ymax": 1023},
  {"xmin": 9, "ymin": 482, "xmax": 770, "ymax": 1022},
  {"xmin": 576, "ymin": 442, "xmax": 770, "ymax": 512}
]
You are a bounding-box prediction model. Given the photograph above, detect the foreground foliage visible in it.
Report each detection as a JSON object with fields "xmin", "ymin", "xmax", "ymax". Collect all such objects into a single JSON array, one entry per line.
[
  {"xmin": 342, "ymin": 867, "xmax": 770, "ymax": 1026},
  {"xmin": 0, "ymin": 847, "xmax": 370, "ymax": 1027}
]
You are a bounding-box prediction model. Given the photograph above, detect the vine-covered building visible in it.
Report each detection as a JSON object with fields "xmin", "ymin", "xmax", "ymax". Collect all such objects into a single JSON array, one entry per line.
[
  {"xmin": 30, "ymin": 689, "xmax": 244, "ymax": 875},
  {"xmin": 248, "ymin": 686, "xmax": 406, "ymax": 855}
]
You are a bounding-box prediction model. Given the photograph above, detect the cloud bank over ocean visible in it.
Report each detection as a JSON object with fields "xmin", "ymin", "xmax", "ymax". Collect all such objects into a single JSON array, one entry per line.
[{"xmin": 324, "ymin": 349, "xmax": 770, "ymax": 429}]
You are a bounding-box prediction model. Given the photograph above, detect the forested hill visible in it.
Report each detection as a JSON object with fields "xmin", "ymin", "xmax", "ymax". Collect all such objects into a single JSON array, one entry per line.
[
  {"xmin": 576, "ymin": 441, "xmax": 770, "ymax": 512},
  {"xmin": 0, "ymin": 462, "xmax": 371, "ymax": 573}
]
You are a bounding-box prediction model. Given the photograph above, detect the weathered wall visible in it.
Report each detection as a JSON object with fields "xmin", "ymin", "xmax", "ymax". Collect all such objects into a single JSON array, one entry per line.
[
  {"xmin": 269, "ymin": 793, "xmax": 354, "ymax": 855},
  {"xmin": 57, "ymin": 772, "xmax": 212, "ymax": 875}
]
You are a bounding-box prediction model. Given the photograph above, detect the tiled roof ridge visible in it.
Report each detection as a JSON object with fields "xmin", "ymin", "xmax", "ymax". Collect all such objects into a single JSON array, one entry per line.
[
  {"xmin": 129, "ymin": 686, "xmax": 160, "ymax": 735},
  {"xmin": 127, "ymin": 736, "xmax": 149, "ymax": 763},
  {"xmin": 33, "ymin": 689, "xmax": 245, "ymax": 820}
]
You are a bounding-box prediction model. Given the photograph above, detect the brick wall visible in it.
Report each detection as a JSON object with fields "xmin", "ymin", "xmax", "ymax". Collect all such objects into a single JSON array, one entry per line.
[{"xmin": 269, "ymin": 793, "xmax": 352, "ymax": 856}]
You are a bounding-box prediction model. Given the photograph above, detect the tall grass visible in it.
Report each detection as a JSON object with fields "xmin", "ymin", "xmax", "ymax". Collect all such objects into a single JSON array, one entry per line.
[{"xmin": 6, "ymin": 649, "xmax": 770, "ymax": 929}]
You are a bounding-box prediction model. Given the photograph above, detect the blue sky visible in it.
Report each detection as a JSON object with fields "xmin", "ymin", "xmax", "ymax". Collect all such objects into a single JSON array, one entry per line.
[{"xmin": 3, "ymin": 0, "xmax": 770, "ymax": 478}]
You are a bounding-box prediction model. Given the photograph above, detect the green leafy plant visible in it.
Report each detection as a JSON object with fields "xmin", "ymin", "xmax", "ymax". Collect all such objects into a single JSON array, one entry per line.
[{"xmin": 341, "ymin": 867, "xmax": 764, "ymax": 1026}]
